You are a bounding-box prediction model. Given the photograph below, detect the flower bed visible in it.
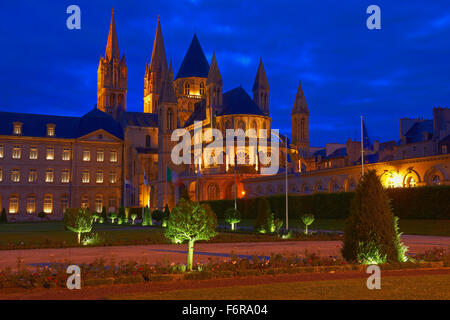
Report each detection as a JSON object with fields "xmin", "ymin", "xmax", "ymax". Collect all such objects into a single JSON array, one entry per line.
[{"xmin": 0, "ymin": 249, "xmax": 448, "ymax": 290}]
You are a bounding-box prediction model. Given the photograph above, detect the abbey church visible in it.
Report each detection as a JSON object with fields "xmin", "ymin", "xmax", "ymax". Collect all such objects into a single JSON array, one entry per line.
[{"xmin": 0, "ymin": 10, "xmax": 449, "ymax": 220}]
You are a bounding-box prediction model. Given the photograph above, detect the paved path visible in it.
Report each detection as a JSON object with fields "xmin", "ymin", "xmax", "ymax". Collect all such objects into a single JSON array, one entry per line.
[{"xmin": 0, "ymin": 235, "xmax": 449, "ymax": 270}]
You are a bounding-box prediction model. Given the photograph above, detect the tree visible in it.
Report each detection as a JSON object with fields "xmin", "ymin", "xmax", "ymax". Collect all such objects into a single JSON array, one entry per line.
[
  {"xmin": 101, "ymin": 206, "xmax": 107, "ymax": 222},
  {"xmin": 142, "ymin": 206, "xmax": 152, "ymax": 226},
  {"xmin": 341, "ymin": 170, "xmax": 405, "ymax": 264},
  {"xmin": 130, "ymin": 213, "xmax": 137, "ymax": 224},
  {"xmin": 224, "ymin": 208, "xmax": 241, "ymax": 231},
  {"xmin": 38, "ymin": 211, "xmax": 47, "ymax": 222},
  {"xmin": 165, "ymin": 199, "xmax": 218, "ymax": 271},
  {"xmin": 254, "ymin": 198, "xmax": 272, "ymax": 233},
  {"xmin": 301, "ymin": 214, "xmax": 315, "ymax": 235},
  {"xmin": 162, "ymin": 204, "xmax": 170, "ymax": 227},
  {"xmin": 64, "ymin": 208, "xmax": 93, "ymax": 244},
  {"xmin": 91, "ymin": 212, "xmax": 100, "ymax": 223},
  {"xmin": 108, "ymin": 212, "xmax": 117, "ymax": 224},
  {"xmin": 0, "ymin": 208, "xmax": 8, "ymax": 224}
]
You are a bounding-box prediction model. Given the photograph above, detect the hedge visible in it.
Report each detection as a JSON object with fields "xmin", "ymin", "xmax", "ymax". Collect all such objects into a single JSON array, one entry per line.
[{"xmin": 201, "ymin": 185, "xmax": 450, "ymax": 220}]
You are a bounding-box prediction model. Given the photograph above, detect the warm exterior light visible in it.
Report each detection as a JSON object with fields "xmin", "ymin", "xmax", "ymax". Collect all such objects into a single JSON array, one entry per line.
[
  {"xmin": 241, "ymin": 190, "xmax": 246, "ymax": 196},
  {"xmin": 386, "ymin": 172, "xmax": 402, "ymax": 188}
]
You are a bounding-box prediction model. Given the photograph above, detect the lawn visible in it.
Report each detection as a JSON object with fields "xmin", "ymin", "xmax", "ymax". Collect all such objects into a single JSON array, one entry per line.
[
  {"xmin": 221, "ymin": 218, "xmax": 450, "ymax": 236},
  {"xmin": 113, "ymin": 274, "xmax": 450, "ymax": 300}
]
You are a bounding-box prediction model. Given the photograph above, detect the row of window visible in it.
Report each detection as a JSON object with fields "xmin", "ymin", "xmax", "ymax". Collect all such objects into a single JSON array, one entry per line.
[
  {"xmin": 13, "ymin": 122, "xmax": 55, "ymax": 137},
  {"xmin": 0, "ymin": 168, "xmax": 117, "ymax": 184},
  {"xmin": 5, "ymin": 194, "xmax": 116, "ymax": 214},
  {"xmin": 0, "ymin": 145, "xmax": 118, "ymax": 162}
]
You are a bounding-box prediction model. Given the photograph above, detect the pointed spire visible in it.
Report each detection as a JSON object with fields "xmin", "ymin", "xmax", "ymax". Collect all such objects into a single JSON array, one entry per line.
[
  {"xmin": 176, "ymin": 34, "xmax": 210, "ymax": 79},
  {"xmin": 121, "ymin": 52, "xmax": 126, "ymax": 64},
  {"xmin": 105, "ymin": 8, "xmax": 120, "ymax": 61},
  {"xmin": 292, "ymin": 81, "xmax": 309, "ymax": 115},
  {"xmin": 206, "ymin": 52, "xmax": 222, "ymax": 86},
  {"xmin": 149, "ymin": 15, "xmax": 168, "ymax": 73},
  {"xmin": 159, "ymin": 69, "xmax": 178, "ymax": 104},
  {"xmin": 252, "ymin": 58, "xmax": 270, "ymax": 91}
]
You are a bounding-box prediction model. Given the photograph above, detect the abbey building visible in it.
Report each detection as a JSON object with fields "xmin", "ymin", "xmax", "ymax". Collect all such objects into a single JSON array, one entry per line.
[{"xmin": 0, "ymin": 11, "xmax": 449, "ymax": 220}]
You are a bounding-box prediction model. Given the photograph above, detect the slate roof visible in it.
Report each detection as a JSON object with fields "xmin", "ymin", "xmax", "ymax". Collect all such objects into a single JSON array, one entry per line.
[
  {"xmin": 122, "ymin": 112, "xmax": 158, "ymax": 128},
  {"xmin": 219, "ymin": 87, "xmax": 265, "ymax": 116},
  {"xmin": 175, "ymin": 34, "xmax": 210, "ymax": 79},
  {"xmin": 184, "ymin": 100, "xmax": 206, "ymax": 127},
  {"xmin": 0, "ymin": 108, "xmax": 123, "ymax": 140},
  {"xmin": 327, "ymin": 147, "xmax": 347, "ymax": 159},
  {"xmin": 404, "ymin": 120, "xmax": 433, "ymax": 143}
]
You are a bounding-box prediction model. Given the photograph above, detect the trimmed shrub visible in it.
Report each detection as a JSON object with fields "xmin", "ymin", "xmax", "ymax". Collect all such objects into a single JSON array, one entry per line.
[
  {"xmin": 341, "ymin": 170, "xmax": 404, "ymax": 264},
  {"xmin": 254, "ymin": 198, "xmax": 272, "ymax": 233},
  {"xmin": 108, "ymin": 212, "xmax": 117, "ymax": 224},
  {"xmin": 142, "ymin": 206, "xmax": 152, "ymax": 226},
  {"xmin": 162, "ymin": 204, "xmax": 170, "ymax": 227},
  {"xmin": 224, "ymin": 208, "xmax": 241, "ymax": 230},
  {"xmin": 1, "ymin": 208, "xmax": 8, "ymax": 224},
  {"xmin": 38, "ymin": 212, "xmax": 46, "ymax": 222},
  {"xmin": 101, "ymin": 206, "xmax": 107, "ymax": 222}
]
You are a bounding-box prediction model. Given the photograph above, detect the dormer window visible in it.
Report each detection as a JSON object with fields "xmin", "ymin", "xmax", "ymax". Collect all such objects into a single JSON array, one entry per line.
[
  {"xmin": 47, "ymin": 124, "xmax": 55, "ymax": 137},
  {"xmin": 13, "ymin": 122, "xmax": 23, "ymax": 135}
]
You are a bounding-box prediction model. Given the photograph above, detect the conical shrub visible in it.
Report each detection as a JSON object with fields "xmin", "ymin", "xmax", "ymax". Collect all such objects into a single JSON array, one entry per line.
[{"xmin": 342, "ymin": 170, "xmax": 399, "ymax": 264}]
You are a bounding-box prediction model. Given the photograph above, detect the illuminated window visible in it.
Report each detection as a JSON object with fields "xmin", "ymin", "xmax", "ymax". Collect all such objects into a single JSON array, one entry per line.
[
  {"xmin": 11, "ymin": 169, "xmax": 20, "ymax": 182},
  {"xmin": 406, "ymin": 176, "xmax": 417, "ymax": 188},
  {"xmin": 96, "ymin": 150, "xmax": 104, "ymax": 162},
  {"xmin": 61, "ymin": 195, "xmax": 69, "ymax": 213},
  {"xmin": 62, "ymin": 148, "xmax": 71, "ymax": 161},
  {"xmin": 0, "ymin": 168, "xmax": 2, "ymax": 182},
  {"xmin": 83, "ymin": 150, "xmax": 91, "ymax": 161},
  {"xmin": 200, "ymin": 82, "xmax": 205, "ymax": 95},
  {"xmin": 81, "ymin": 195, "xmax": 89, "ymax": 209},
  {"xmin": 26, "ymin": 195, "xmax": 36, "ymax": 214},
  {"xmin": 110, "ymin": 150, "xmax": 117, "ymax": 163},
  {"xmin": 46, "ymin": 124, "xmax": 55, "ymax": 137},
  {"xmin": 9, "ymin": 195, "xmax": 19, "ymax": 214},
  {"xmin": 29, "ymin": 146, "xmax": 38, "ymax": 159},
  {"xmin": 61, "ymin": 169, "xmax": 70, "ymax": 183},
  {"xmin": 43, "ymin": 194, "xmax": 53, "ymax": 214},
  {"xmin": 432, "ymin": 175, "xmax": 441, "ymax": 185},
  {"xmin": 12, "ymin": 146, "xmax": 21, "ymax": 159},
  {"xmin": 96, "ymin": 171, "xmax": 104, "ymax": 183},
  {"xmin": 13, "ymin": 122, "xmax": 22, "ymax": 135},
  {"xmin": 184, "ymin": 82, "xmax": 190, "ymax": 95},
  {"xmin": 46, "ymin": 147, "xmax": 55, "ymax": 160},
  {"xmin": 28, "ymin": 169, "xmax": 37, "ymax": 183},
  {"xmin": 0, "ymin": 145, "xmax": 3, "ymax": 158},
  {"xmin": 95, "ymin": 195, "xmax": 103, "ymax": 213},
  {"xmin": 45, "ymin": 169, "xmax": 54, "ymax": 183},
  {"xmin": 110, "ymin": 171, "xmax": 117, "ymax": 184},
  {"xmin": 82, "ymin": 170, "xmax": 90, "ymax": 183}
]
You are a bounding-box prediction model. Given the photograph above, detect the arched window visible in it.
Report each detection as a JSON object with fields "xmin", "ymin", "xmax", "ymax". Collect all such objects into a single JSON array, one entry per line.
[
  {"xmin": 184, "ymin": 82, "xmax": 190, "ymax": 95},
  {"xmin": 200, "ymin": 82, "xmax": 205, "ymax": 95},
  {"xmin": 81, "ymin": 194, "xmax": 89, "ymax": 209},
  {"xmin": 432, "ymin": 175, "xmax": 441, "ymax": 185},
  {"xmin": 167, "ymin": 109, "xmax": 174, "ymax": 130},
  {"xmin": 9, "ymin": 194, "xmax": 19, "ymax": 214},
  {"xmin": 61, "ymin": 194, "xmax": 69, "ymax": 214},
  {"xmin": 26, "ymin": 195, "xmax": 36, "ymax": 214},
  {"xmin": 207, "ymin": 183, "xmax": 219, "ymax": 200},
  {"xmin": 145, "ymin": 135, "xmax": 151, "ymax": 147}
]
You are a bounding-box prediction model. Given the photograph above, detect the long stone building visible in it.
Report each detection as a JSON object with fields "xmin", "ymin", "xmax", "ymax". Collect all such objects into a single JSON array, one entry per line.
[{"xmin": 0, "ymin": 10, "xmax": 449, "ymax": 221}]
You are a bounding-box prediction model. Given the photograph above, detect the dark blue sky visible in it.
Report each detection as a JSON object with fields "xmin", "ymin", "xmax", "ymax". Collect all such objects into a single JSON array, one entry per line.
[{"xmin": 0, "ymin": 0, "xmax": 449, "ymax": 147}]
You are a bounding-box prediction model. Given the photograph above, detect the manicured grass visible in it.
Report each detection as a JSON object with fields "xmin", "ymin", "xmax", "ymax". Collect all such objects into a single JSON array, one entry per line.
[
  {"xmin": 221, "ymin": 218, "xmax": 450, "ymax": 236},
  {"xmin": 113, "ymin": 274, "xmax": 450, "ymax": 300},
  {"xmin": 0, "ymin": 221, "xmax": 339, "ymax": 249}
]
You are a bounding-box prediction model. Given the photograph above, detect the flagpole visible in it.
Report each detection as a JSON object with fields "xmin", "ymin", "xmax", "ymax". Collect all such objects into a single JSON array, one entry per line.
[
  {"xmin": 165, "ymin": 165, "xmax": 167, "ymax": 207},
  {"xmin": 234, "ymin": 153, "xmax": 237, "ymax": 211},
  {"xmin": 285, "ymin": 135, "xmax": 289, "ymax": 231},
  {"xmin": 196, "ymin": 161, "xmax": 199, "ymax": 201},
  {"xmin": 361, "ymin": 116, "xmax": 364, "ymax": 177}
]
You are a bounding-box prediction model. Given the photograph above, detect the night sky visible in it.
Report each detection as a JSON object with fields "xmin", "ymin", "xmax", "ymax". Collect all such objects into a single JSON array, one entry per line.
[{"xmin": 0, "ymin": 0, "xmax": 449, "ymax": 147}]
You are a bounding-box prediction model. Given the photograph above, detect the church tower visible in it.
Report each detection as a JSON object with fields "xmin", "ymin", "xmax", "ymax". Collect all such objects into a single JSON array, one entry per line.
[
  {"xmin": 157, "ymin": 71, "xmax": 178, "ymax": 209},
  {"xmin": 252, "ymin": 58, "xmax": 270, "ymax": 116},
  {"xmin": 97, "ymin": 9, "xmax": 127, "ymax": 118},
  {"xmin": 144, "ymin": 16, "xmax": 168, "ymax": 114},
  {"xmin": 291, "ymin": 81, "xmax": 310, "ymax": 155},
  {"xmin": 206, "ymin": 52, "xmax": 223, "ymax": 126}
]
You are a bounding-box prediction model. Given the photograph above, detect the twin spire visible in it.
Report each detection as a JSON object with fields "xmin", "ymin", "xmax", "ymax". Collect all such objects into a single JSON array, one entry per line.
[
  {"xmin": 149, "ymin": 15, "xmax": 168, "ymax": 74},
  {"xmin": 105, "ymin": 8, "xmax": 121, "ymax": 61},
  {"xmin": 206, "ymin": 52, "xmax": 222, "ymax": 86},
  {"xmin": 252, "ymin": 58, "xmax": 270, "ymax": 91}
]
